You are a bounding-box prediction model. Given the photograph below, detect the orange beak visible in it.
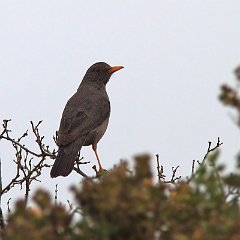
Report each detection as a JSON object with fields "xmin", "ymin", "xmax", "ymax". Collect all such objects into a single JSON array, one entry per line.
[{"xmin": 108, "ymin": 66, "xmax": 124, "ymax": 74}]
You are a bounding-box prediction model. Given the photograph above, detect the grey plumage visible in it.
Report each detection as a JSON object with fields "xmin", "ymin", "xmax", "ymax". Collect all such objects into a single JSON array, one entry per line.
[{"xmin": 50, "ymin": 62, "xmax": 123, "ymax": 178}]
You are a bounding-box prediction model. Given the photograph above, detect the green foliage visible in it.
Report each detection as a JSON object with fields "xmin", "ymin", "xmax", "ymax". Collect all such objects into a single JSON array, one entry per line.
[
  {"xmin": 4, "ymin": 190, "xmax": 72, "ymax": 240},
  {"xmin": 3, "ymin": 153, "xmax": 240, "ymax": 240}
]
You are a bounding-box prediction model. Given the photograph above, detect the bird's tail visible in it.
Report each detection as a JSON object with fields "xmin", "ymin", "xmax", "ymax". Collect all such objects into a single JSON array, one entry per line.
[{"xmin": 50, "ymin": 137, "xmax": 85, "ymax": 178}]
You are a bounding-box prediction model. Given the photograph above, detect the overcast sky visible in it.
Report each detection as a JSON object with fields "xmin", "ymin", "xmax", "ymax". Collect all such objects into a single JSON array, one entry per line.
[{"xmin": 1, "ymin": 1, "xmax": 240, "ymax": 211}]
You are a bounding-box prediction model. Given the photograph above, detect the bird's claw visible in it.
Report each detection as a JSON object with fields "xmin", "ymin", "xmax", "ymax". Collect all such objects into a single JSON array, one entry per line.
[{"xmin": 97, "ymin": 167, "xmax": 107, "ymax": 177}]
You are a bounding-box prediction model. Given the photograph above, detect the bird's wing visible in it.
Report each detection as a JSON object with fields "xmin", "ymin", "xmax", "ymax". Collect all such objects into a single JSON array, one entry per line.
[{"xmin": 57, "ymin": 92, "xmax": 110, "ymax": 146}]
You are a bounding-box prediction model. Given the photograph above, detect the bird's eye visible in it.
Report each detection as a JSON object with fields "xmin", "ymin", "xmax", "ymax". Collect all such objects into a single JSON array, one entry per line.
[{"xmin": 96, "ymin": 69, "xmax": 100, "ymax": 73}]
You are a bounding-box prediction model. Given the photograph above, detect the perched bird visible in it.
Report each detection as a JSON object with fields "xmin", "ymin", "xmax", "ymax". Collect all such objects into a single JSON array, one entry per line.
[{"xmin": 50, "ymin": 62, "xmax": 123, "ymax": 178}]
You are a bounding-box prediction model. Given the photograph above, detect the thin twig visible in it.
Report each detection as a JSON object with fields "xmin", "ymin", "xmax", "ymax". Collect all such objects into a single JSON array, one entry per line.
[
  {"xmin": 54, "ymin": 184, "xmax": 58, "ymax": 205},
  {"xmin": 187, "ymin": 138, "xmax": 223, "ymax": 183},
  {"xmin": 7, "ymin": 198, "xmax": 11, "ymax": 214},
  {"xmin": 191, "ymin": 160, "xmax": 195, "ymax": 176},
  {"xmin": 156, "ymin": 154, "xmax": 161, "ymax": 182}
]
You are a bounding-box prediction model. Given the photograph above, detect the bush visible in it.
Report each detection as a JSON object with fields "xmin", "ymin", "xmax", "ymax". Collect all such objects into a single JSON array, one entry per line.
[{"xmin": 3, "ymin": 153, "xmax": 240, "ymax": 240}]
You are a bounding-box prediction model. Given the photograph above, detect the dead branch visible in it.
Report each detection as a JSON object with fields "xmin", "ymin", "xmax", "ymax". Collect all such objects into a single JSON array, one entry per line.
[
  {"xmin": 187, "ymin": 138, "xmax": 223, "ymax": 183},
  {"xmin": 0, "ymin": 120, "xmax": 92, "ymax": 205},
  {"xmin": 155, "ymin": 154, "xmax": 166, "ymax": 182}
]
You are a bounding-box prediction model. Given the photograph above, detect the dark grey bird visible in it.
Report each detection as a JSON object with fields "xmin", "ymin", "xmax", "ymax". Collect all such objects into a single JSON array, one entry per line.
[{"xmin": 50, "ymin": 62, "xmax": 123, "ymax": 178}]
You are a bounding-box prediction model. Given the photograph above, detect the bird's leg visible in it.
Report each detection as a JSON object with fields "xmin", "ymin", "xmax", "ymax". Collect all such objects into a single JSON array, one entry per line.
[{"xmin": 92, "ymin": 144, "xmax": 103, "ymax": 172}]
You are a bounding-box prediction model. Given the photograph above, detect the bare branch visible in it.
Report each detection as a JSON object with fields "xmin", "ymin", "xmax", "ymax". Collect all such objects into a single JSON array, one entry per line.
[
  {"xmin": 187, "ymin": 138, "xmax": 223, "ymax": 183},
  {"xmin": 54, "ymin": 184, "xmax": 58, "ymax": 205},
  {"xmin": 156, "ymin": 154, "xmax": 165, "ymax": 182}
]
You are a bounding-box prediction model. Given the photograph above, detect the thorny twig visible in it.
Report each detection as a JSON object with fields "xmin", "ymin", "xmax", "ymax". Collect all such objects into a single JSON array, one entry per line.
[
  {"xmin": 187, "ymin": 138, "xmax": 223, "ymax": 183},
  {"xmin": 0, "ymin": 120, "xmax": 54, "ymax": 205},
  {"xmin": 191, "ymin": 160, "xmax": 195, "ymax": 177},
  {"xmin": 1, "ymin": 121, "xmax": 54, "ymax": 159},
  {"xmin": 202, "ymin": 138, "xmax": 223, "ymax": 164},
  {"xmin": 156, "ymin": 154, "xmax": 165, "ymax": 182},
  {"xmin": 67, "ymin": 200, "xmax": 73, "ymax": 211},
  {"xmin": 73, "ymin": 153, "xmax": 91, "ymax": 178},
  {"xmin": 155, "ymin": 155, "xmax": 181, "ymax": 184},
  {"xmin": 54, "ymin": 184, "xmax": 58, "ymax": 205},
  {"xmin": 7, "ymin": 198, "xmax": 11, "ymax": 214},
  {"xmin": 66, "ymin": 199, "xmax": 82, "ymax": 217},
  {"xmin": 164, "ymin": 166, "xmax": 181, "ymax": 184},
  {"xmin": 156, "ymin": 138, "xmax": 223, "ymax": 185},
  {"xmin": 0, "ymin": 120, "xmax": 93, "ymax": 206},
  {"xmin": 92, "ymin": 165, "xmax": 98, "ymax": 176}
]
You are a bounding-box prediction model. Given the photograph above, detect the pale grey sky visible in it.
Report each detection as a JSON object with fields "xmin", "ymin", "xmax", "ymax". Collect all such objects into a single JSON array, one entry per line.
[{"xmin": 1, "ymin": 1, "xmax": 240, "ymax": 211}]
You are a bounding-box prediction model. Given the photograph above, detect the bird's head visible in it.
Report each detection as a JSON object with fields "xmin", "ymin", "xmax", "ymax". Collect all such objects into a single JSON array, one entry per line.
[{"xmin": 82, "ymin": 62, "xmax": 124, "ymax": 87}]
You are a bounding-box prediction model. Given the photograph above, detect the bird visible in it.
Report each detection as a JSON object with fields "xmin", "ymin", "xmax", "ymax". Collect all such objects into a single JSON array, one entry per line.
[{"xmin": 50, "ymin": 62, "xmax": 124, "ymax": 178}]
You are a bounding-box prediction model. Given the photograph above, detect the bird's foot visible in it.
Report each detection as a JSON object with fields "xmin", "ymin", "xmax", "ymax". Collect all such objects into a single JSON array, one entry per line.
[
  {"xmin": 97, "ymin": 167, "xmax": 107, "ymax": 178},
  {"xmin": 92, "ymin": 165, "xmax": 107, "ymax": 177}
]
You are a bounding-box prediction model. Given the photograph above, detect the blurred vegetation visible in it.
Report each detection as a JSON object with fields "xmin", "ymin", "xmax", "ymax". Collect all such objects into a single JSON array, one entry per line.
[
  {"xmin": 1, "ymin": 66, "xmax": 240, "ymax": 239},
  {"xmin": 3, "ymin": 152, "xmax": 240, "ymax": 240}
]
